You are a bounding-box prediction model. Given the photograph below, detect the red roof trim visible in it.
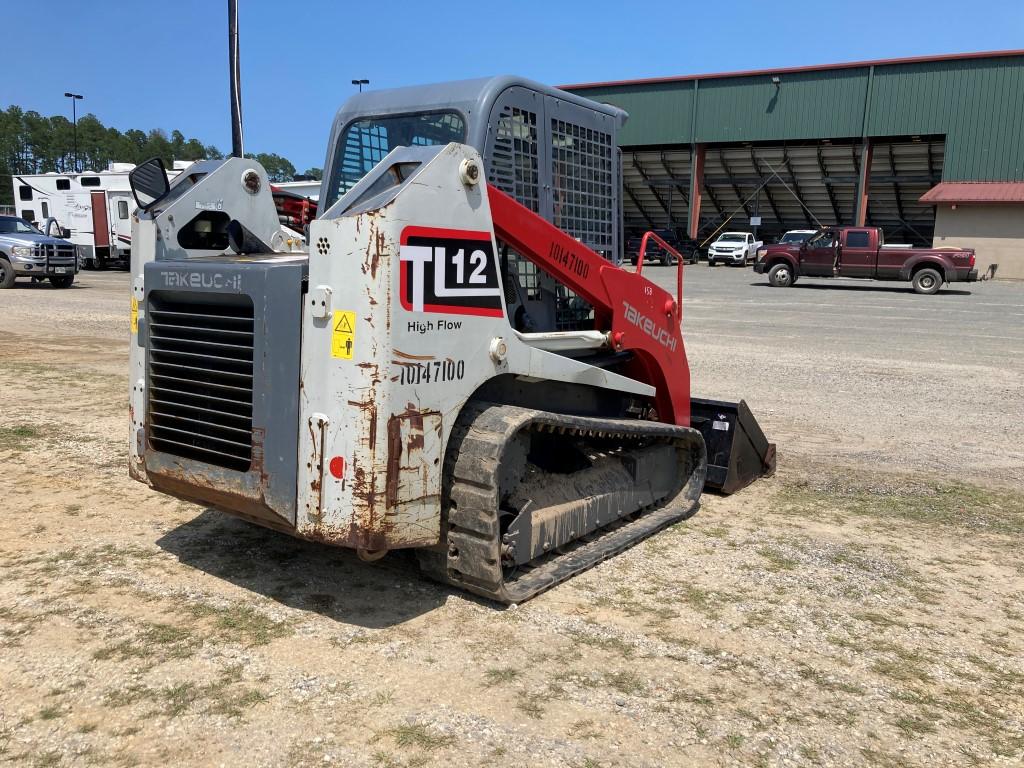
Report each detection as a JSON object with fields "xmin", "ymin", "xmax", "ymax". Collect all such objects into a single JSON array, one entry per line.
[
  {"xmin": 920, "ymin": 181, "xmax": 1024, "ymax": 204},
  {"xmin": 561, "ymin": 49, "xmax": 1024, "ymax": 90}
]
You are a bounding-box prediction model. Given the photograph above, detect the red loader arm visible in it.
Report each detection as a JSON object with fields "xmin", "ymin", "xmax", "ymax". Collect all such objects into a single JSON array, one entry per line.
[{"xmin": 487, "ymin": 184, "xmax": 692, "ymax": 427}]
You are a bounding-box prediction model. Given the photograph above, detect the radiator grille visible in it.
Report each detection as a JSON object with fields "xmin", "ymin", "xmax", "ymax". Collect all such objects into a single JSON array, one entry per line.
[
  {"xmin": 146, "ymin": 292, "xmax": 255, "ymax": 472},
  {"xmin": 34, "ymin": 243, "xmax": 76, "ymax": 266}
]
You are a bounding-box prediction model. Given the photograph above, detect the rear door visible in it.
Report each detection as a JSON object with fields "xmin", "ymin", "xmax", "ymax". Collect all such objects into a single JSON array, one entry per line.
[
  {"xmin": 837, "ymin": 229, "xmax": 875, "ymax": 277},
  {"xmin": 108, "ymin": 191, "xmax": 134, "ymax": 252}
]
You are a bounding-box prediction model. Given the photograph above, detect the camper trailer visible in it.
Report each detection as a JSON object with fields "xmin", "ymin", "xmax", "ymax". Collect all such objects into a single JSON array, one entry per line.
[{"xmin": 11, "ymin": 161, "xmax": 192, "ymax": 269}]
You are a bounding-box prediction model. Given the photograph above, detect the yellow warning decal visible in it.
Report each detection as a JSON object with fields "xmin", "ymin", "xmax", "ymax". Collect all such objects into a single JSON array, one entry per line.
[
  {"xmin": 130, "ymin": 296, "xmax": 138, "ymax": 334},
  {"xmin": 331, "ymin": 310, "xmax": 356, "ymax": 359}
]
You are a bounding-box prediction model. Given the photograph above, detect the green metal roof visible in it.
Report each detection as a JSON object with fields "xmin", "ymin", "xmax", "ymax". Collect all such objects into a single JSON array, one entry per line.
[{"xmin": 568, "ymin": 51, "xmax": 1024, "ymax": 182}]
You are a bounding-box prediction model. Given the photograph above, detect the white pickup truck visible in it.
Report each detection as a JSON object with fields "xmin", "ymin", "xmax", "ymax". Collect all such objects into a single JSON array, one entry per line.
[{"xmin": 707, "ymin": 232, "xmax": 763, "ymax": 266}]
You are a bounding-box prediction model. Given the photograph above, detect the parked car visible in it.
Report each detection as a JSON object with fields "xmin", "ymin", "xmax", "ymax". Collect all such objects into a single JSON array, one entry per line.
[
  {"xmin": 754, "ymin": 226, "xmax": 977, "ymax": 294},
  {"xmin": 777, "ymin": 229, "xmax": 817, "ymax": 245},
  {"xmin": 0, "ymin": 215, "xmax": 79, "ymax": 288},
  {"xmin": 708, "ymin": 232, "xmax": 763, "ymax": 266},
  {"xmin": 627, "ymin": 229, "xmax": 698, "ymax": 266}
]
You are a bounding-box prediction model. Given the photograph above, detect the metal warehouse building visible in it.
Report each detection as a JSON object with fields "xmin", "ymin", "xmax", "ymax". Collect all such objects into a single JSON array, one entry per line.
[{"xmin": 565, "ymin": 50, "xmax": 1024, "ymax": 279}]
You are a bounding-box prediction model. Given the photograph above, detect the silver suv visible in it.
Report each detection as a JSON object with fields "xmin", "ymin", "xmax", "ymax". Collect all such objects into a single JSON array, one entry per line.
[{"xmin": 0, "ymin": 215, "xmax": 79, "ymax": 289}]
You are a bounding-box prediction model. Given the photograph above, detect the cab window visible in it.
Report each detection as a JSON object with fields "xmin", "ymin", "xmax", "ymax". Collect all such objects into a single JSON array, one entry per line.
[
  {"xmin": 118, "ymin": 200, "xmax": 130, "ymax": 219},
  {"xmin": 845, "ymin": 230, "xmax": 870, "ymax": 248},
  {"xmin": 324, "ymin": 111, "xmax": 466, "ymax": 209}
]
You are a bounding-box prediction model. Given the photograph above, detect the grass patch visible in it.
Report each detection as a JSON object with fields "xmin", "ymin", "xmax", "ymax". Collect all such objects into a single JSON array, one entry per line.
[
  {"xmin": 187, "ymin": 602, "xmax": 291, "ymax": 646},
  {"xmin": 94, "ymin": 620, "xmax": 201, "ymax": 662},
  {"xmin": 566, "ymin": 629, "xmax": 636, "ymax": 658},
  {"xmin": 872, "ymin": 657, "xmax": 932, "ymax": 684},
  {"xmin": 724, "ymin": 733, "xmax": 745, "ymax": 750},
  {"xmin": 603, "ymin": 671, "xmax": 647, "ymax": 696},
  {"xmin": 774, "ymin": 476, "xmax": 1024, "ymax": 538},
  {"xmin": 482, "ymin": 667, "xmax": 519, "ymax": 688},
  {"xmin": 387, "ymin": 723, "xmax": 453, "ymax": 751},
  {"xmin": 516, "ymin": 693, "xmax": 546, "ymax": 719},
  {"xmin": 0, "ymin": 425, "xmax": 41, "ymax": 450},
  {"xmin": 757, "ymin": 547, "xmax": 799, "ymax": 572},
  {"xmin": 893, "ymin": 713, "xmax": 938, "ymax": 738},
  {"xmin": 103, "ymin": 666, "xmax": 266, "ymax": 719},
  {"xmin": 568, "ymin": 719, "xmax": 602, "ymax": 739}
]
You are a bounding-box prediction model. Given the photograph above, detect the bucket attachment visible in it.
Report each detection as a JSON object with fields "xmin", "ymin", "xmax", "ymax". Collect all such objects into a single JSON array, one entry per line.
[{"xmin": 690, "ymin": 398, "xmax": 776, "ymax": 495}]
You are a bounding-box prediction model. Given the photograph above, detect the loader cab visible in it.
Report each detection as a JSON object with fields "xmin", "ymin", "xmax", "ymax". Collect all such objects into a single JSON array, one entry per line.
[{"xmin": 319, "ymin": 76, "xmax": 628, "ymax": 334}]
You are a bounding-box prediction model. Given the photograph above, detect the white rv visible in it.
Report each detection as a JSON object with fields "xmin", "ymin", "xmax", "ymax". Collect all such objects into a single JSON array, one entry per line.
[{"xmin": 11, "ymin": 161, "xmax": 192, "ymax": 269}]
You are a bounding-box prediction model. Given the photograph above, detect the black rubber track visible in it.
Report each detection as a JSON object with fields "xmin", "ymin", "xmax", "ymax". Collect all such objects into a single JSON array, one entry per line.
[{"xmin": 417, "ymin": 402, "xmax": 706, "ymax": 604}]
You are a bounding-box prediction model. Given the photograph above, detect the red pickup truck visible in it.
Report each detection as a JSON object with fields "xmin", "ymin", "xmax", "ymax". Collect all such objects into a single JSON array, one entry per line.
[{"xmin": 753, "ymin": 226, "xmax": 977, "ymax": 294}]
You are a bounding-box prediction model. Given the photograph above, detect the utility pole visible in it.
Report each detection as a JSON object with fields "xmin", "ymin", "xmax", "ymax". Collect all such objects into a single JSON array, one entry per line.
[
  {"xmin": 228, "ymin": 0, "xmax": 244, "ymax": 157},
  {"xmin": 64, "ymin": 92, "xmax": 83, "ymax": 172},
  {"xmin": 352, "ymin": 79, "xmax": 369, "ymax": 92}
]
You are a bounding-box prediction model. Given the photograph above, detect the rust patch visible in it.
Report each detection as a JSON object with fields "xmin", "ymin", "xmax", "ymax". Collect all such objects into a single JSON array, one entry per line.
[
  {"xmin": 385, "ymin": 404, "xmax": 440, "ymax": 509},
  {"xmin": 347, "ymin": 399, "xmax": 378, "ymax": 452},
  {"xmin": 386, "ymin": 419, "xmax": 403, "ymax": 505},
  {"xmin": 356, "ymin": 362, "xmax": 382, "ymax": 387},
  {"xmin": 393, "ymin": 349, "xmax": 435, "ymax": 361},
  {"xmin": 372, "ymin": 229, "xmax": 385, "ymax": 279}
]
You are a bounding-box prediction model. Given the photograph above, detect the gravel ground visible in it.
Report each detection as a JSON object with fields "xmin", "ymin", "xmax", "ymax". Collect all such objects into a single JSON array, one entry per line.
[{"xmin": 1, "ymin": 267, "xmax": 1022, "ymax": 767}]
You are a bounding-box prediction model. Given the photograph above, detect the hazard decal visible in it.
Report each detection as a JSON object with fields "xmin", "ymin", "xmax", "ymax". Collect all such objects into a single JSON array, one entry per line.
[
  {"xmin": 398, "ymin": 226, "xmax": 503, "ymax": 318},
  {"xmin": 331, "ymin": 310, "xmax": 356, "ymax": 359}
]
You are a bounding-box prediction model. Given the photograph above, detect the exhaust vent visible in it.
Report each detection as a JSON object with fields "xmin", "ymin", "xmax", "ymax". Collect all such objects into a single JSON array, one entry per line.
[{"xmin": 146, "ymin": 292, "xmax": 255, "ymax": 471}]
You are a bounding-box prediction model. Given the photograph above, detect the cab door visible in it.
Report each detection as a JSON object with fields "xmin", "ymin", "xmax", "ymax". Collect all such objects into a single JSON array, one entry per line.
[
  {"xmin": 837, "ymin": 229, "xmax": 875, "ymax": 277},
  {"xmin": 800, "ymin": 231, "xmax": 837, "ymax": 276}
]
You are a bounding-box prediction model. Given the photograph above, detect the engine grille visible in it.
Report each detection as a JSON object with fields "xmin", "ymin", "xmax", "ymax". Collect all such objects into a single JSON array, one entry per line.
[
  {"xmin": 35, "ymin": 244, "xmax": 76, "ymax": 266},
  {"xmin": 146, "ymin": 292, "xmax": 255, "ymax": 472}
]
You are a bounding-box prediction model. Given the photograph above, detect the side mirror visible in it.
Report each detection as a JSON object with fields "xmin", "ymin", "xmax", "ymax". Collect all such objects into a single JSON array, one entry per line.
[{"xmin": 129, "ymin": 158, "xmax": 170, "ymax": 210}]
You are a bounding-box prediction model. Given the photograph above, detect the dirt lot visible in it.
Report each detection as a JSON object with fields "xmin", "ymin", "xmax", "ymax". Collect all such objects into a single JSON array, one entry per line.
[{"xmin": 1, "ymin": 268, "xmax": 1023, "ymax": 767}]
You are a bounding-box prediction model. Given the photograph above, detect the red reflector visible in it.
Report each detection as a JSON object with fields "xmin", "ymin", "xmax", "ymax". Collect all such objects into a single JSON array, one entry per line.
[{"xmin": 328, "ymin": 456, "xmax": 345, "ymax": 479}]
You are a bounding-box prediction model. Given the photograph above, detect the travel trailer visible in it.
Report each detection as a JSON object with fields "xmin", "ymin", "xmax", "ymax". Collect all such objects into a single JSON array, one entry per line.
[{"xmin": 11, "ymin": 161, "xmax": 192, "ymax": 269}]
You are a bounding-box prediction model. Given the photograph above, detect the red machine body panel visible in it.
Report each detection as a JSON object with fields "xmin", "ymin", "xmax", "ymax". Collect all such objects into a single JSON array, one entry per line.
[{"xmin": 487, "ymin": 184, "xmax": 691, "ymax": 427}]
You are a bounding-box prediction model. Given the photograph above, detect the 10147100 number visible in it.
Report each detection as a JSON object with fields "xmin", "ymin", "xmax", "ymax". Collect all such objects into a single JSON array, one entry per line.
[{"xmin": 399, "ymin": 359, "xmax": 466, "ymax": 385}]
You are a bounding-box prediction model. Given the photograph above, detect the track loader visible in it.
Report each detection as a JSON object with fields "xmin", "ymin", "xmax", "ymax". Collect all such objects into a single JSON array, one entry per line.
[{"xmin": 127, "ymin": 77, "xmax": 774, "ymax": 603}]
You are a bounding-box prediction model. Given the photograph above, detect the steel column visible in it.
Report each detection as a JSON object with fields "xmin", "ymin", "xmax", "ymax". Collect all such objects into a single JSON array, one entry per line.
[
  {"xmin": 855, "ymin": 139, "xmax": 873, "ymax": 227},
  {"xmin": 688, "ymin": 143, "xmax": 705, "ymax": 239}
]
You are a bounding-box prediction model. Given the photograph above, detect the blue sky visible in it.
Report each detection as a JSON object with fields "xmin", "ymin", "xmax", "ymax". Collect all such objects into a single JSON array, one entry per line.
[{"xmin": 4, "ymin": 0, "xmax": 1022, "ymax": 172}]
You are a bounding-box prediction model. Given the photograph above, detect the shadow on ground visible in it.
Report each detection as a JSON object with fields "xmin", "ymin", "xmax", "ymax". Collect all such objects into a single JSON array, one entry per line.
[
  {"xmin": 747, "ymin": 281, "xmax": 973, "ymax": 296},
  {"xmin": 157, "ymin": 509, "xmax": 453, "ymax": 628}
]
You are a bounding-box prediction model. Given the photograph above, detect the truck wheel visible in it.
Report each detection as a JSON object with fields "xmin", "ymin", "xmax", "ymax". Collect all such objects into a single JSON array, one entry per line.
[
  {"xmin": 768, "ymin": 263, "xmax": 794, "ymax": 287},
  {"xmin": 0, "ymin": 259, "xmax": 15, "ymax": 289},
  {"xmin": 708, "ymin": 258, "xmax": 717, "ymax": 267},
  {"xmin": 912, "ymin": 268, "xmax": 942, "ymax": 295},
  {"xmin": 50, "ymin": 275, "xmax": 74, "ymax": 289}
]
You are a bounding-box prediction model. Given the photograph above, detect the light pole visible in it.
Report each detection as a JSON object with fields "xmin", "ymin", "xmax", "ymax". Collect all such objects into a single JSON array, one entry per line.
[
  {"xmin": 228, "ymin": 0, "xmax": 244, "ymax": 157},
  {"xmin": 64, "ymin": 92, "xmax": 83, "ymax": 172},
  {"xmin": 351, "ymin": 79, "xmax": 369, "ymax": 92}
]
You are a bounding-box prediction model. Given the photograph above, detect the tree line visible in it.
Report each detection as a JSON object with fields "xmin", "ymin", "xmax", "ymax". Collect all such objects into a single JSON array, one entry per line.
[{"xmin": 0, "ymin": 105, "xmax": 321, "ymax": 207}]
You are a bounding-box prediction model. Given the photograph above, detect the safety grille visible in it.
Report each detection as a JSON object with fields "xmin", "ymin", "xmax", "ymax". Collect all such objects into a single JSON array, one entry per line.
[
  {"xmin": 550, "ymin": 119, "xmax": 614, "ymax": 258},
  {"xmin": 146, "ymin": 292, "xmax": 255, "ymax": 472},
  {"xmin": 550, "ymin": 119, "xmax": 611, "ymax": 331},
  {"xmin": 35, "ymin": 244, "xmax": 76, "ymax": 266},
  {"xmin": 488, "ymin": 106, "xmax": 540, "ymax": 213},
  {"xmin": 490, "ymin": 107, "xmax": 543, "ymax": 303}
]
